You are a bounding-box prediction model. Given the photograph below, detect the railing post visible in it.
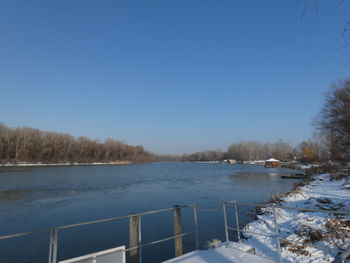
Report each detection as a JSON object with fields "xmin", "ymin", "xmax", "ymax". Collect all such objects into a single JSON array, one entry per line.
[
  {"xmin": 48, "ymin": 228, "xmax": 58, "ymax": 263},
  {"xmin": 223, "ymin": 202, "xmax": 229, "ymax": 243},
  {"xmin": 173, "ymin": 205, "xmax": 183, "ymax": 257},
  {"xmin": 272, "ymin": 206, "xmax": 283, "ymax": 263},
  {"xmin": 233, "ymin": 201, "xmax": 241, "ymax": 242},
  {"xmin": 129, "ymin": 215, "xmax": 140, "ymax": 263},
  {"xmin": 193, "ymin": 205, "xmax": 199, "ymax": 250},
  {"xmin": 138, "ymin": 216, "xmax": 142, "ymax": 263}
]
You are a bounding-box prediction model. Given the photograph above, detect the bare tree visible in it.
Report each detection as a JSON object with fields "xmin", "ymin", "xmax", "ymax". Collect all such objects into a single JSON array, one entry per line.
[
  {"xmin": 317, "ymin": 79, "xmax": 350, "ymax": 161},
  {"xmin": 271, "ymin": 140, "xmax": 293, "ymax": 161},
  {"xmin": 180, "ymin": 150, "xmax": 224, "ymax": 162},
  {"xmin": 0, "ymin": 123, "xmax": 155, "ymax": 164}
]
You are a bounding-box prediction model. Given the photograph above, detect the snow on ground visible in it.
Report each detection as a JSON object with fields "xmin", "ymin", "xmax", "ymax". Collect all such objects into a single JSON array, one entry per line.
[
  {"xmin": 243, "ymin": 174, "xmax": 350, "ymax": 263},
  {"xmin": 163, "ymin": 242, "xmax": 275, "ymax": 263},
  {"xmin": 0, "ymin": 161, "xmax": 131, "ymax": 167}
]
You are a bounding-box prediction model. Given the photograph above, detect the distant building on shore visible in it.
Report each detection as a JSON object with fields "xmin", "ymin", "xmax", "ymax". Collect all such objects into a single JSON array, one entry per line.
[
  {"xmin": 224, "ymin": 159, "xmax": 237, "ymax": 164},
  {"xmin": 264, "ymin": 158, "xmax": 280, "ymax": 168}
]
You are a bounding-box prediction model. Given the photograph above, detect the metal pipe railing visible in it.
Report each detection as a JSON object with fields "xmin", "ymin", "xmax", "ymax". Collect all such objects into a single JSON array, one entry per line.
[
  {"xmin": 272, "ymin": 206, "xmax": 283, "ymax": 263},
  {"xmin": 2, "ymin": 200, "xmax": 349, "ymax": 263},
  {"xmin": 48, "ymin": 228, "xmax": 58, "ymax": 263},
  {"xmin": 233, "ymin": 201, "xmax": 241, "ymax": 242},
  {"xmin": 0, "ymin": 204, "xmax": 198, "ymax": 263},
  {"xmin": 138, "ymin": 216, "xmax": 142, "ymax": 263},
  {"xmin": 222, "ymin": 202, "xmax": 229, "ymax": 243},
  {"xmin": 193, "ymin": 205, "xmax": 199, "ymax": 250},
  {"xmin": 0, "ymin": 204, "xmax": 196, "ymax": 241}
]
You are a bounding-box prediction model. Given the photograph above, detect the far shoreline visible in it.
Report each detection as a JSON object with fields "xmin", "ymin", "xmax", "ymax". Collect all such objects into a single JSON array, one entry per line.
[{"xmin": 0, "ymin": 161, "xmax": 133, "ymax": 168}]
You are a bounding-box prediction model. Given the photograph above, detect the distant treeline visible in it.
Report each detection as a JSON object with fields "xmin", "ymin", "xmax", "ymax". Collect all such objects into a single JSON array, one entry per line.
[
  {"xmin": 182, "ymin": 79, "xmax": 350, "ymax": 164},
  {"xmin": 181, "ymin": 141, "xmax": 294, "ymax": 162},
  {"xmin": 0, "ymin": 123, "xmax": 154, "ymax": 163},
  {"xmin": 180, "ymin": 139, "xmax": 334, "ymax": 163}
]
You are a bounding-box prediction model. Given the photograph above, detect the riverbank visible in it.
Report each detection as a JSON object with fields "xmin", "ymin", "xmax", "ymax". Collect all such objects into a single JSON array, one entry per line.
[
  {"xmin": 0, "ymin": 161, "xmax": 132, "ymax": 167},
  {"xmin": 242, "ymin": 173, "xmax": 350, "ymax": 263}
]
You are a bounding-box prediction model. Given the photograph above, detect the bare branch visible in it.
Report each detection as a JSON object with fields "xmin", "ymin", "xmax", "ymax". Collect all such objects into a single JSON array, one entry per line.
[
  {"xmin": 334, "ymin": 43, "xmax": 350, "ymax": 51},
  {"xmin": 335, "ymin": 0, "xmax": 346, "ymax": 9},
  {"xmin": 342, "ymin": 20, "xmax": 350, "ymax": 38},
  {"xmin": 342, "ymin": 59, "xmax": 350, "ymax": 68},
  {"xmin": 299, "ymin": 0, "xmax": 310, "ymax": 23}
]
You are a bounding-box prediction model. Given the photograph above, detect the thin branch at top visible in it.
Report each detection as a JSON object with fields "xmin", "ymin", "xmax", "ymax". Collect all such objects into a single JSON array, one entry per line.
[
  {"xmin": 334, "ymin": 43, "xmax": 350, "ymax": 52},
  {"xmin": 336, "ymin": 0, "xmax": 346, "ymax": 9},
  {"xmin": 299, "ymin": 0, "xmax": 310, "ymax": 23},
  {"xmin": 342, "ymin": 20, "xmax": 350, "ymax": 38}
]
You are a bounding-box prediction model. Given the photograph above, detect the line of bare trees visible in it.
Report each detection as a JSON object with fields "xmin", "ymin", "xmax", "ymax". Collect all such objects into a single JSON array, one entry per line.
[
  {"xmin": 0, "ymin": 124, "xmax": 154, "ymax": 163},
  {"xmin": 181, "ymin": 141, "xmax": 294, "ymax": 162},
  {"xmin": 181, "ymin": 150, "xmax": 225, "ymax": 162},
  {"xmin": 227, "ymin": 140, "xmax": 294, "ymax": 161},
  {"xmin": 180, "ymin": 139, "xmax": 339, "ymax": 164}
]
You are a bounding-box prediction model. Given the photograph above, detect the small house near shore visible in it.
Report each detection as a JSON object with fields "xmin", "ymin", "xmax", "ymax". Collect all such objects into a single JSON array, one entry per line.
[
  {"xmin": 264, "ymin": 158, "xmax": 280, "ymax": 168},
  {"xmin": 224, "ymin": 159, "xmax": 237, "ymax": 164}
]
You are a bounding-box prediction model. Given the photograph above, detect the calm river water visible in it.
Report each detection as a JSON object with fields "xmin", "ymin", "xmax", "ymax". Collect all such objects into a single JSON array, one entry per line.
[{"xmin": 0, "ymin": 162, "xmax": 301, "ymax": 262}]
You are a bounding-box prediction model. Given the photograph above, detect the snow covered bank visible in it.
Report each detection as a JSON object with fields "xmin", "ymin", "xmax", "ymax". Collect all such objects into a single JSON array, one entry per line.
[
  {"xmin": 243, "ymin": 174, "xmax": 350, "ymax": 263},
  {"xmin": 0, "ymin": 161, "xmax": 132, "ymax": 167}
]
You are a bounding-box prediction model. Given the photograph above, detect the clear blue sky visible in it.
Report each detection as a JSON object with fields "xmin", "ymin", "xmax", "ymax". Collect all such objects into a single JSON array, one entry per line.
[{"xmin": 0, "ymin": 0, "xmax": 349, "ymax": 154}]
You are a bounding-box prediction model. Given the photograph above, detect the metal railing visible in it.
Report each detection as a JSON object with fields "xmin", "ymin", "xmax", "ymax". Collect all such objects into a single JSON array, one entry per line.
[
  {"xmin": 2, "ymin": 200, "xmax": 349, "ymax": 263},
  {"xmin": 0, "ymin": 204, "xmax": 199, "ymax": 263},
  {"xmin": 223, "ymin": 201, "xmax": 350, "ymax": 263}
]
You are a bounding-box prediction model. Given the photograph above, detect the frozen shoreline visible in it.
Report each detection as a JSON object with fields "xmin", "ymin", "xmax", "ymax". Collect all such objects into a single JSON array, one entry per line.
[
  {"xmin": 0, "ymin": 161, "xmax": 132, "ymax": 167},
  {"xmin": 242, "ymin": 173, "xmax": 350, "ymax": 263}
]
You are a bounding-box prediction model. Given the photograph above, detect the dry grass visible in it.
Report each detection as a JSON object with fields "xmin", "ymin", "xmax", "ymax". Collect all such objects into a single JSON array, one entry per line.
[
  {"xmin": 295, "ymin": 225, "xmax": 323, "ymax": 242},
  {"xmin": 295, "ymin": 225, "xmax": 314, "ymax": 237},
  {"xmin": 280, "ymin": 239, "xmax": 293, "ymax": 247},
  {"xmin": 281, "ymin": 239, "xmax": 310, "ymax": 256},
  {"xmin": 269, "ymin": 192, "xmax": 284, "ymax": 204},
  {"xmin": 293, "ymin": 217, "xmax": 350, "ymax": 250},
  {"xmin": 287, "ymin": 244, "xmax": 310, "ymax": 256},
  {"xmin": 324, "ymin": 218, "xmax": 350, "ymax": 247},
  {"xmin": 309, "ymin": 230, "xmax": 324, "ymax": 242}
]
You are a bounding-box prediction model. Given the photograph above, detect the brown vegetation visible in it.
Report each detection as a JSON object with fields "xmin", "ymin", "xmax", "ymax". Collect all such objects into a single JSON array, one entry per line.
[
  {"xmin": 324, "ymin": 218, "xmax": 350, "ymax": 247},
  {"xmin": 181, "ymin": 150, "xmax": 224, "ymax": 162},
  {"xmin": 181, "ymin": 140, "xmax": 295, "ymax": 162},
  {"xmin": 227, "ymin": 140, "xmax": 293, "ymax": 162},
  {"xmin": 293, "ymin": 218, "xmax": 350, "ymax": 250},
  {"xmin": 0, "ymin": 123, "xmax": 154, "ymax": 164}
]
